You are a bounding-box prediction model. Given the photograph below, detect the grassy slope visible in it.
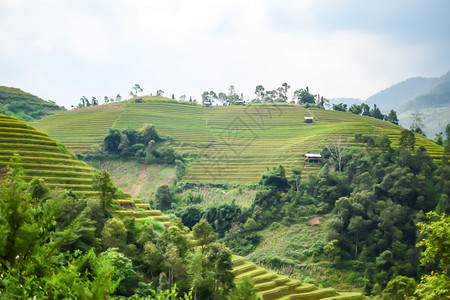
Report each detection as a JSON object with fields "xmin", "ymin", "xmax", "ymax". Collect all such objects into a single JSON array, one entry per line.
[
  {"xmin": 247, "ymin": 219, "xmax": 362, "ymax": 292},
  {"xmin": 33, "ymin": 98, "xmax": 445, "ymax": 184},
  {"xmin": 85, "ymin": 158, "xmax": 177, "ymax": 201}
]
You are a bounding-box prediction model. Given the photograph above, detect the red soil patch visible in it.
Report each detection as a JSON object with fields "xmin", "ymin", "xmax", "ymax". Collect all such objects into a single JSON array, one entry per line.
[
  {"xmin": 131, "ymin": 164, "xmax": 150, "ymax": 197},
  {"xmin": 308, "ymin": 216, "xmax": 321, "ymax": 230}
]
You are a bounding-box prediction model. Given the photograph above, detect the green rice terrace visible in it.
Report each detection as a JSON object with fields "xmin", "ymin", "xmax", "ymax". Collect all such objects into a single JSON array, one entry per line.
[
  {"xmin": 33, "ymin": 97, "xmax": 445, "ymax": 183},
  {"xmin": 0, "ymin": 114, "xmax": 96, "ymax": 195}
]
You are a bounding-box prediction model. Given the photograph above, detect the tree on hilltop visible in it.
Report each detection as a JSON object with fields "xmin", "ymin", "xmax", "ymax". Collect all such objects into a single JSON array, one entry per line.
[
  {"xmin": 130, "ymin": 84, "xmax": 143, "ymax": 97},
  {"xmin": 227, "ymin": 85, "xmax": 239, "ymax": 104},
  {"xmin": 293, "ymin": 87, "xmax": 315, "ymax": 104},
  {"xmin": 370, "ymin": 104, "xmax": 384, "ymax": 120},
  {"xmin": 386, "ymin": 109, "xmax": 399, "ymax": 125},
  {"xmin": 255, "ymin": 85, "xmax": 265, "ymax": 102}
]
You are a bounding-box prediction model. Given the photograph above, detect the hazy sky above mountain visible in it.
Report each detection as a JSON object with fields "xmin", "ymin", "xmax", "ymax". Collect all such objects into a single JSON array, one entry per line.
[{"xmin": 1, "ymin": 0, "xmax": 449, "ymax": 107}]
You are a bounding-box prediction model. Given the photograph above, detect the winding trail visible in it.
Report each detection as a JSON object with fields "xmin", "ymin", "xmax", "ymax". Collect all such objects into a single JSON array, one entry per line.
[{"xmin": 131, "ymin": 164, "xmax": 149, "ymax": 197}]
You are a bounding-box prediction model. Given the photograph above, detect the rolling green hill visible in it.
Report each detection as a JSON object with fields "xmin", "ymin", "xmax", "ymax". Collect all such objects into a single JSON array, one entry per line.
[
  {"xmin": 0, "ymin": 86, "xmax": 65, "ymax": 122},
  {"xmin": 33, "ymin": 98, "xmax": 446, "ymax": 183}
]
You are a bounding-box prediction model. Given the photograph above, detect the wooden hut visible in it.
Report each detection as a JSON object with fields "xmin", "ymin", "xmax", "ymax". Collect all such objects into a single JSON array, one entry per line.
[{"xmin": 305, "ymin": 153, "xmax": 321, "ymax": 163}]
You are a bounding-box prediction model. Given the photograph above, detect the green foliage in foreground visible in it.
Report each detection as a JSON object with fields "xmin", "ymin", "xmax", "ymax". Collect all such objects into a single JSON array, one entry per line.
[
  {"xmin": 0, "ymin": 86, "xmax": 65, "ymax": 122},
  {"xmin": 0, "ymin": 159, "xmax": 118, "ymax": 298},
  {"xmin": 0, "ymin": 158, "xmax": 255, "ymax": 299}
]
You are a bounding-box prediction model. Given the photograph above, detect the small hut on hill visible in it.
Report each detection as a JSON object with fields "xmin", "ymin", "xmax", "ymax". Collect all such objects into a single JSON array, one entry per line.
[
  {"xmin": 203, "ymin": 101, "xmax": 212, "ymax": 107},
  {"xmin": 305, "ymin": 153, "xmax": 321, "ymax": 163},
  {"xmin": 304, "ymin": 116, "xmax": 314, "ymax": 123}
]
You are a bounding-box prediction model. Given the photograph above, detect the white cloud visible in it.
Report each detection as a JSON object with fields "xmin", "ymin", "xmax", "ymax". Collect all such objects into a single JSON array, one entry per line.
[{"xmin": 0, "ymin": 0, "xmax": 448, "ymax": 107}]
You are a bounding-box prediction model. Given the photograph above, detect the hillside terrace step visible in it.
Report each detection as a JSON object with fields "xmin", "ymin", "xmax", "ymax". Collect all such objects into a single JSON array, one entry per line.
[
  {"xmin": 231, "ymin": 256, "xmax": 246, "ymax": 267},
  {"xmin": 114, "ymin": 210, "xmax": 164, "ymax": 218},
  {"xmin": 255, "ymin": 280, "xmax": 278, "ymax": 292},
  {"xmin": 293, "ymin": 283, "xmax": 317, "ymax": 294},
  {"xmin": 0, "ymin": 150, "xmax": 73, "ymax": 159},
  {"xmin": 0, "ymin": 161, "xmax": 92, "ymax": 172},
  {"xmin": 284, "ymin": 279, "xmax": 303, "ymax": 290},
  {"xmin": 21, "ymin": 176, "xmax": 93, "ymax": 184},
  {"xmin": 273, "ymin": 275, "xmax": 291, "ymax": 286},
  {"xmin": 320, "ymin": 292, "xmax": 363, "ymax": 300},
  {"xmin": 235, "ymin": 267, "xmax": 267, "ymax": 281},
  {"xmin": 277, "ymin": 287, "xmax": 338, "ymax": 300},
  {"xmin": 232, "ymin": 262, "xmax": 257, "ymax": 276},
  {"xmin": 257, "ymin": 285, "xmax": 290, "ymax": 300},
  {"xmin": 252, "ymin": 272, "xmax": 279, "ymax": 285},
  {"xmin": 135, "ymin": 203, "xmax": 151, "ymax": 210},
  {"xmin": 132, "ymin": 218, "xmax": 171, "ymax": 228}
]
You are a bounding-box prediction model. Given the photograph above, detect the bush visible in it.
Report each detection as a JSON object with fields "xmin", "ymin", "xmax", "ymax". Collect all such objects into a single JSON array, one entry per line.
[{"xmin": 155, "ymin": 185, "xmax": 173, "ymax": 210}]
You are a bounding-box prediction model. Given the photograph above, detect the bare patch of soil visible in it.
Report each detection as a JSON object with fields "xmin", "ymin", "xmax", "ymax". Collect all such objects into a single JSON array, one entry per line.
[
  {"xmin": 131, "ymin": 164, "xmax": 150, "ymax": 197},
  {"xmin": 308, "ymin": 216, "xmax": 321, "ymax": 230}
]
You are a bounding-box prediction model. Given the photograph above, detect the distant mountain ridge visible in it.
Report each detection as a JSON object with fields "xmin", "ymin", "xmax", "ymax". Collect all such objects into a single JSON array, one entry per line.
[
  {"xmin": 332, "ymin": 70, "xmax": 450, "ymax": 137},
  {"xmin": 365, "ymin": 76, "xmax": 440, "ymax": 111}
]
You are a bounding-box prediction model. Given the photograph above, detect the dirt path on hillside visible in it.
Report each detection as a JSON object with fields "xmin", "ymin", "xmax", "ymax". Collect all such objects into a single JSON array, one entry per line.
[{"xmin": 131, "ymin": 164, "xmax": 149, "ymax": 198}]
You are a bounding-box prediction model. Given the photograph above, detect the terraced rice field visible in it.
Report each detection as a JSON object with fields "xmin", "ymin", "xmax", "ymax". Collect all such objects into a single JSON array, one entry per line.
[
  {"xmin": 232, "ymin": 255, "xmax": 362, "ymax": 299},
  {"xmin": 114, "ymin": 198, "xmax": 362, "ymax": 299},
  {"xmin": 114, "ymin": 101, "xmax": 215, "ymax": 145},
  {"xmin": 33, "ymin": 99, "xmax": 445, "ymax": 183},
  {"xmin": 32, "ymin": 104, "xmax": 125, "ymax": 152},
  {"xmin": 310, "ymin": 108, "xmax": 445, "ymax": 162},
  {"xmin": 0, "ymin": 114, "xmax": 97, "ymax": 194},
  {"xmin": 2, "ymin": 112, "xmax": 363, "ymax": 298}
]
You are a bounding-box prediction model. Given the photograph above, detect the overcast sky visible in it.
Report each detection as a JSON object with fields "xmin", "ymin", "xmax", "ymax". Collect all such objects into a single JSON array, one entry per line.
[{"xmin": 1, "ymin": 0, "xmax": 449, "ymax": 108}]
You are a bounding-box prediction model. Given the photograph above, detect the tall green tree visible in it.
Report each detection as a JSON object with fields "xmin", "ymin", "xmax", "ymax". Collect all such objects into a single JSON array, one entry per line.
[
  {"xmin": 93, "ymin": 170, "xmax": 119, "ymax": 217},
  {"xmin": 386, "ymin": 109, "xmax": 399, "ymax": 125},
  {"xmin": 130, "ymin": 84, "xmax": 143, "ymax": 97},
  {"xmin": 255, "ymin": 85, "xmax": 265, "ymax": 102},
  {"xmin": 193, "ymin": 220, "xmax": 217, "ymax": 253},
  {"xmin": 370, "ymin": 104, "xmax": 384, "ymax": 120},
  {"xmin": 349, "ymin": 104, "xmax": 362, "ymax": 115},
  {"xmin": 293, "ymin": 87, "xmax": 315, "ymax": 104},
  {"xmin": 399, "ymin": 129, "xmax": 416, "ymax": 151}
]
